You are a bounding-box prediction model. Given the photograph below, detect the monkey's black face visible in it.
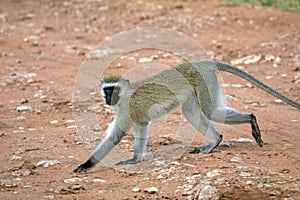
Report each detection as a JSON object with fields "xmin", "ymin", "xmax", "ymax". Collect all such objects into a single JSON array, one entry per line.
[{"xmin": 103, "ymin": 86, "xmax": 121, "ymax": 106}]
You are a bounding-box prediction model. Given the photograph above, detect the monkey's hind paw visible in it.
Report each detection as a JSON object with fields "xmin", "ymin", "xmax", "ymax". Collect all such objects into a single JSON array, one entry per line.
[
  {"xmin": 115, "ymin": 159, "xmax": 140, "ymax": 165},
  {"xmin": 73, "ymin": 165, "xmax": 87, "ymax": 173},
  {"xmin": 189, "ymin": 144, "xmax": 213, "ymax": 154}
]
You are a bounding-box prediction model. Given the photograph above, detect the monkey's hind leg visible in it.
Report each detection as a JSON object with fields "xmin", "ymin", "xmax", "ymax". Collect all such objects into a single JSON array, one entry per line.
[
  {"xmin": 115, "ymin": 124, "xmax": 149, "ymax": 165},
  {"xmin": 211, "ymin": 107, "xmax": 263, "ymax": 147},
  {"xmin": 182, "ymin": 99, "xmax": 223, "ymax": 154}
]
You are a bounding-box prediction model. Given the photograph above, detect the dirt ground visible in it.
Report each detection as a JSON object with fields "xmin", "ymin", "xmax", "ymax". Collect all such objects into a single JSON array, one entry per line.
[{"xmin": 0, "ymin": 0, "xmax": 299, "ymax": 199}]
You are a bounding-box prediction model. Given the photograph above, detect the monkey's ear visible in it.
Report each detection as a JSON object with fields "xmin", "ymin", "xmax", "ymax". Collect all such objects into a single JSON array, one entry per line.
[
  {"xmin": 100, "ymin": 79, "xmax": 104, "ymax": 85},
  {"xmin": 119, "ymin": 78, "xmax": 130, "ymax": 96}
]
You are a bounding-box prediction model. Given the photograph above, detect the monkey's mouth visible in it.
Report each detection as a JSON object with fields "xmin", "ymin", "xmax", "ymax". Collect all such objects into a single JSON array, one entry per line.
[{"xmin": 105, "ymin": 95, "xmax": 120, "ymax": 106}]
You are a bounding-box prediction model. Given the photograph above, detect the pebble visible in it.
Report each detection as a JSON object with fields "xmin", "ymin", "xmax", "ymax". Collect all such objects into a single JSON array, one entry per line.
[
  {"xmin": 87, "ymin": 48, "xmax": 122, "ymax": 59},
  {"xmin": 92, "ymin": 178, "xmax": 106, "ymax": 183},
  {"xmin": 206, "ymin": 169, "xmax": 221, "ymax": 178},
  {"xmin": 231, "ymin": 54, "xmax": 261, "ymax": 65},
  {"xmin": 16, "ymin": 105, "xmax": 30, "ymax": 111},
  {"xmin": 231, "ymin": 138, "xmax": 254, "ymax": 143},
  {"xmin": 239, "ymin": 172, "xmax": 252, "ymax": 177},
  {"xmin": 132, "ymin": 187, "xmax": 141, "ymax": 192},
  {"xmin": 274, "ymin": 99, "xmax": 283, "ymax": 103},
  {"xmin": 144, "ymin": 187, "xmax": 158, "ymax": 194},
  {"xmin": 138, "ymin": 57, "xmax": 152, "ymax": 63},
  {"xmin": 69, "ymin": 184, "xmax": 84, "ymax": 191},
  {"xmin": 50, "ymin": 120, "xmax": 59, "ymax": 124},
  {"xmin": 65, "ymin": 119, "xmax": 75, "ymax": 123},
  {"xmin": 17, "ymin": 116, "xmax": 26, "ymax": 121},
  {"xmin": 195, "ymin": 184, "xmax": 220, "ymax": 200},
  {"xmin": 67, "ymin": 125, "xmax": 77, "ymax": 129},
  {"xmin": 0, "ymin": 131, "xmax": 5, "ymax": 137},
  {"xmin": 0, "ymin": 180, "xmax": 17, "ymax": 188},
  {"xmin": 10, "ymin": 155, "xmax": 22, "ymax": 160},
  {"xmin": 64, "ymin": 178, "xmax": 79, "ymax": 184},
  {"xmin": 36, "ymin": 160, "xmax": 61, "ymax": 168},
  {"xmin": 230, "ymin": 156, "xmax": 243, "ymax": 163},
  {"xmin": 246, "ymin": 180, "xmax": 253, "ymax": 185},
  {"xmin": 20, "ymin": 161, "xmax": 36, "ymax": 170}
]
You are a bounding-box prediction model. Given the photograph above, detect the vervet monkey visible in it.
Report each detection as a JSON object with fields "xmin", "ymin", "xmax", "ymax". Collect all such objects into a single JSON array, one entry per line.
[{"xmin": 73, "ymin": 60, "xmax": 299, "ymax": 173}]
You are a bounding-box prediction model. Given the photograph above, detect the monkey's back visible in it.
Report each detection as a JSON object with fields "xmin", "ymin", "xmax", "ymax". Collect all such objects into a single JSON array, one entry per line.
[{"xmin": 128, "ymin": 62, "xmax": 220, "ymax": 123}]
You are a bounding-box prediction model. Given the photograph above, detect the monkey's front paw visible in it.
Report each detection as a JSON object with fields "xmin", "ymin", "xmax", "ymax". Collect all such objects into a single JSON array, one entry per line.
[
  {"xmin": 73, "ymin": 165, "xmax": 87, "ymax": 173},
  {"xmin": 115, "ymin": 159, "xmax": 139, "ymax": 165}
]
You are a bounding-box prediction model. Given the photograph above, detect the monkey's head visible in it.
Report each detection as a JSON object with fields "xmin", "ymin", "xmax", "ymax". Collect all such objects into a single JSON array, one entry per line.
[{"xmin": 100, "ymin": 76, "xmax": 131, "ymax": 106}]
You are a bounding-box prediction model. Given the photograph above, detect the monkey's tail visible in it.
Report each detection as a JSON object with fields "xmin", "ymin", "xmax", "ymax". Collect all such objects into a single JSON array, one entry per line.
[{"xmin": 214, "ymin": 61, "xmax": 300, "ymax": 109}]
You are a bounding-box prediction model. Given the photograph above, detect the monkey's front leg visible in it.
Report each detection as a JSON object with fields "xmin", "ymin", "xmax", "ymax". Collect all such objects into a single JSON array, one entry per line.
[
  {"xmin": 73, "ymin": 124, "xmax": 125, "ymax": 173},
  {"xmin": 116, "ymin": 124, "xmax": 149, "ymax": 165}
]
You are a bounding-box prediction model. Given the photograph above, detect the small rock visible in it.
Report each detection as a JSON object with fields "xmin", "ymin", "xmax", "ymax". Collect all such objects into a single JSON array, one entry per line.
[
  {"xmin": 20, "ymin": 13, "xmax": 34, "ymax": 21},
  {"xmin": 246, "ymin": 180, "xmax": 253, "ymax": 185},
  {"xmin": 243, "ymin": 98, "xmax": 258, "ymax": 104},
  {"xmin": 231, "ymin": 138, "xmax": 254, "ymax": 143},
  {"xmin": 92, "ymin": 124, "xmax": 101, "ymax": 132},
  {"xmin": 10, "ymin": 155, "xmax": 22, "ymax": 160},
  {"xmin": 99, "ymin": 5, "xmax": 109, "ymax": 11},
  {"xmin": 231, "ymin": 54, "xmax": 261, "ymax": 65},
  {"xmin": 206, "ymin": 169, "xmax": 221, "ymax": 178},
  {"xmin": 65, "ymin": 45, "xmax": 78, "ymax": 53},
  {"xmin": 63, "ymin": 178, "xmax": 78, "ymax": 184},
  {"xmin": 0, "ymin": 180, "xmax": 17, "ymax": 188},
  {"xmin": 67, "ymin": 125, "xmax": 77, "ymax": 129},
  {"xmin": 230, "ymin": 157, "xmax": 243, "ymax": 163},
  {"xmin": 239, "ymin": 172, "xmax": 252, "ymax": 177},
  {"xmin": 92, "ymin": 178, "xmax": 106, "ymax": 183},
  {"xmin": 132, "ymin": 187, "xmax": 141, "ymax": 192},
  {"xmin": 0, "ymin": 131, "xmax": 6, "ymax": 137},
  {"xmin": 144, "ymin": 187, "xmax": 158, "ymax": 194},
  {"xmin": 138, "ymin": 57, "xmax": 152, "ymax": 63},
  {"xmin": 269, "ymin": 190, "xmax": 281, "ymax": 196},
  {"xmin": 19, "ymin": 72, "xmax": 37, "ymax": 79},
  {"xmin": 87, "ymin": 48, "xmax": 122, "ymax": 59},
  {"xmin": 44, "ymin": 195, "xmax": 55, "ymax": 199},
  {"xmin": 157, "ymin": 174, "xmax": 164, "ymax": 179},
  {"xmin": 47, "ymin": 187, "xmax": 61, "ymax": 194},
  {"xmin": 69, "ymin": 184, "xmax": 85, "ymax": 191},
  {"xmin": 16, "ymin": 105, "xmax": 30, "ymax": 112},
  {"xmin": 36, "ymin": 160, "xmax": 61, "ymax": 168},
  {"xmin": 194, "ymin": 184, "xmax": 220, "ymax": 200},
  {"xmin": 17, "ymin": 116, "xmax": 26, "ymax": 121},
  {"xmin": 50, "ymin": 120, "xmax": 59, "ymax": 124},
  {"xmin": 12, "ymin": 169, "xmax": 35, "ymax": 177},
  {"xmin": 20, "ymin": 161, "xmax": 36, "ymax": 170},
  {"xmin": 274, "ymin": 99, "xmax": 283, "ymax": 103}
]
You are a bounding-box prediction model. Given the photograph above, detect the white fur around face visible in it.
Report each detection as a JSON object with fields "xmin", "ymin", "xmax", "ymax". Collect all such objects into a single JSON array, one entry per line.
[{"xmin": 99, "ymin": 82, "xmax": 120, "ymax": 97}]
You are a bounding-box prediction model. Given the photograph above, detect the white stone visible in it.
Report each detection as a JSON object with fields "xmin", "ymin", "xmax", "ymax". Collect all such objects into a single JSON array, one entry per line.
[
  {"xmin": 16, "ymin": 105, "xmax": 30, "ymax": 111},
  {"xmin": 132, "ymin": 187, "xmax": 141, "ymax": 192},
  {"xmin": 10, "ymin": 155, "xmax": 22, "ymax": 160},
  {"xmin": 195, "ymin": 184, "xmax": 220, "ymax": 200},
  {"xmin": 138, "ymin": 57, "xmax": 152, "ymax": 63},
  {"xmin": 230, "ymin": 157, "xmax": 243, "ymax": 162},
  {"xmin": 206, "ymin": 169, "xmax": 221, "ymax": 178},
  {"xmin": 144, "ymin": 187, "xmax": 158, "ymax": 194},
  {"xmin": 93, "ymin": 178, "xmax": 106, "ymax": 183},
  {"xmin": 63, "ymin": 178, "xmax": 77, "ymax": 184},
  {"xmin": 231, "ymin": 138, "xmax": 254, "ymax": 143},
  {"xmin": 36, "ymin": 160, "xmax": 61, "ymax": 168},
  {"xmin": 50, "ymin": 120, "xmax": 59, "ymax": 124}
]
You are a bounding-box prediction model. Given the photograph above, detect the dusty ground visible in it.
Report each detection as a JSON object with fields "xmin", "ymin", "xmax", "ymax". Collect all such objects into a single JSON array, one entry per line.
[{"xmin": 0, "ymin": 0, "xmax": 299, "ymax": 199}]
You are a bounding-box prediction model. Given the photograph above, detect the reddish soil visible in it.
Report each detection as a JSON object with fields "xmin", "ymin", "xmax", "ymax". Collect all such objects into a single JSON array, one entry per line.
[{"xmin": 0, "ymin": 0, "xmax": 299, "ymax": 199}]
